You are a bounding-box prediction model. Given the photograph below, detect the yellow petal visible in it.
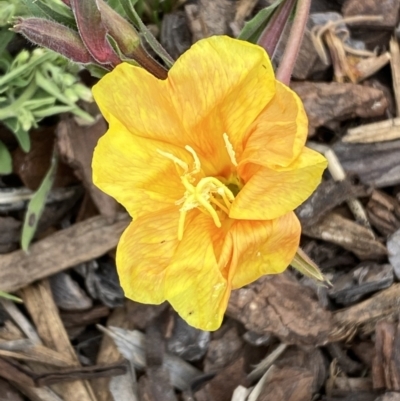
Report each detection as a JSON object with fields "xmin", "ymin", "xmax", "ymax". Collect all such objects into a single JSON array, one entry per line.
[
  {"xmin": 240, "ymin": 82, "xmax": 308, "ymax": 168},
  {"xmin": 164, "ymin": 213, "xmax": 230, "ymax": 331},
  {"xmin": 116, "ymin": 207, "xmax": 180, "ymax": 304},
  {"xmin": 92, "ymin": 63, "xmax": 182, "ymax": 141},
  {"xmin": 93, "ymin": 37, "xmax": 278, "ymax": 177},
  {"xmin": 227, "ymin": 212, "xmax": 301, "ymax": 289},
  {"xmin": 167, "ymin": 36, "xmax": 277, "ymax": 174},
  {"xmin": 92, "ymin": 116, "xmax": 190, "ymax": 219},
  {"xmin": 231, "ymin": 147, "xmax": 327, "ymax": 220}
]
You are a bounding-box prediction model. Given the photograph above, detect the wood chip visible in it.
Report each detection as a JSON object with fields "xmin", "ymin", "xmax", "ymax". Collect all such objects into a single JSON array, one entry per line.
[
  {"xmin": 196, "ymin": 357, "xmax": 248, "ymax": 401},
  {"xmin": 0, "ymin": 213, "xmax": 129, "ymax": 293},
  {"xmin": 343, "ymin": 118, "xmax": 400, "ymax": 143},
  {"xmin": 184, "ymin": 0, "xmax": 234, "ymax": 42},
  {"xmin": 292, "ymin": 82, "xmax": 388, "ymax": 136},
  {"xmin": 296, "ymin": 179, "xmax": 370, "ymax": 228},
  {"xmin": 50, "ymin": 272, "xmax": 93, "ymax": 311},
  {"xmin": 21, "ymin": 279, "xmax": 96, "ymax": 401},
  {"xmin": 0, "ymin": 217, "xmax": 21, "ymax": 254},
  {"xmin": 160, "ymin": 11, "xmax": 191, "ymax": 60},
  {"xmin": 342, "ymin": 0, "xmax": 400, "ymax": 29},
  {"xmin": 35, "ymin": 363, "xmax": 127, "ymax": 387},
  {"xmin": 57, "ymin": 116, "xmax": 118, "ymax": 221},
  {"xmin": 302, "ymin": 213, "xmax": 387, "ymax": 260},
  {"xmin": 367, "ymin": 190, "xmax": 400, "ymax": 236},
  {"xmin": 204, "ymin": 323, "xmax": 244, "ymax": 373},
  {"xmin": 391, "ymin": 37, "xmax": 400, "ymax": 117},
  {"xmin": 333, "ymin": 284, "xmax": 400, "ymax": 337},
  {"xmin": 376, "ymin": 393, "xmax": 400, "ymax": 401},
  {"xmin": 333, "ymin": 139, "xmax": 400, "ymax": 188},
  {"xmin": 227, "ymin": 272, "xmax": 333, "ymax": 346},
  {"xmin": 254, "ymin": 365, "xmax": 314, "ymax": 401},
  {"xmin": 93, "ymin": 305, "xmax": 135, "ymax": 401},
  {"xmin": 0, "ymin": 377, "xmax": 24, "ymax": 401}
]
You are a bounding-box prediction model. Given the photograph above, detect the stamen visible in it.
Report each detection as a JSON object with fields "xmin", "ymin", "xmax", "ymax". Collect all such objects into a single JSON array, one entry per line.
[
  {"xmin": 223, "ymin": 133, "xmax": 238, "ymax": 166},
  {"xmin": 219, "ymin": 190, "xmax": 234, "ymax": 211},
  {"xmin": 158, "ymin": 145, "xmax": 235, "ymax": 241},
  {"xmin": 185, "ymin": 145, "xmax": 201, "ymax": 173},
  {"xmin": 196, "ymin": 197, "xmax": 222, "ymax": 228},
  {"xmin": 157, "ymin": 149, "xmax": 188, "ymax": 172},
  {"xmin": 210, "ymin": 197, "xmax": 230, "ymax": 215}
]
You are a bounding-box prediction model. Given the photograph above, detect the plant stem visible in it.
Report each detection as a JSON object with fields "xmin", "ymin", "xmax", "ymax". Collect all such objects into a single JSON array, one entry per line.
[
  {"xmin": 276, "ymin": 0, "xmax": 311, "ymax": 85},
  {"xmin": 257, "ymin": 0, "xmax": 297, "ymax": 58}
]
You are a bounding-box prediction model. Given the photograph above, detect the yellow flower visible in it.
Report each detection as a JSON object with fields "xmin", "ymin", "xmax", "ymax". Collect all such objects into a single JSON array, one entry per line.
[{"xmin": 92, "ymin": 35, "xmax": 327, "ymax": 331}]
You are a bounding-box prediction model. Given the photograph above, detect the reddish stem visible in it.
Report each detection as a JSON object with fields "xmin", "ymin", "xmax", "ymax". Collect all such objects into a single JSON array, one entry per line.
[
  {"xmin": 257, "ymin": 0, "xmax": 297, "ymax": 58},
  {"xmin": 276, "ymin": 0, "xmax": 311, "ymax": 85}
]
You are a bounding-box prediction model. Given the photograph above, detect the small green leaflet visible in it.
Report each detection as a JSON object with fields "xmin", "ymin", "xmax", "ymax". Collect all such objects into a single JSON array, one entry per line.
[
  {"xmin": 0, "ymin": 140, "xmax": 12, "ymax": 174},
  {"xmin": 238, "ymin": 0, "xmax": 284, "ymax": 43},
  {"xmin": 120, "ymin": 0, "xmax": 174, "ymax": 67},
  {"xmin": 291, "ymin": 247, "xmax": 330, "ymax": 285},
  {"xmin": 0, "ymin": 291, "xmax": 23, "ymax": 303},
  {"xmin": 21, "ymin": 147, "xmax": 58, "ymax": 251}
]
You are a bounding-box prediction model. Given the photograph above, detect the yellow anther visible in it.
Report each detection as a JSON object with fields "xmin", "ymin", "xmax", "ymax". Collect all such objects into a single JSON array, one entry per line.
[{"xmin": 223, "ymin": 133, "xmax": 238, "ymax": 166}]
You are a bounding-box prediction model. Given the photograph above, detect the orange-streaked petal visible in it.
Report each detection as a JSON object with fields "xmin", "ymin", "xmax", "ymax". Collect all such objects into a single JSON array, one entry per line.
[
  {"xmin": 168, "ymin": 36, "xmax": 276, "ymax": 173},
  {"xmin": 165, "ymin": 213, "xmax": 230, "ymax": 331},
  {"xmin": 93, "ymin": 116, "xmax": 192, "ymax": 218},
  {"xmin": 116, "ymin": 207, "xmax": 180, "ymax": 305},
  {"xmin": 227, "ymin": 213, "xmax": 301, "ymax": 289},
  {"xmin": 92, "ymin": 63, "xmax": 182, "ymax": 140},
  {"xmin": 240, "ymin": 82, "xmax": 308, "ymax": 168},
  {"xmin": 231, "ymin": 147, "xmax": 328, "ymax": 220}
]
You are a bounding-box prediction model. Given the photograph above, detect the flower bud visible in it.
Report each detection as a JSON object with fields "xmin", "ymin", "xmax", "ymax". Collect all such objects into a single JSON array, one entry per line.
[
  {"xmin": 13, "ymin": 18, "xmax": 94, "ymax": 64},
  {"xmin": 69, "ymin": 0, "xmax": 120, "ymax": 67},
  {"xmin": 96, "ymin": 0, "xmax": 141, "ymax": 58}
]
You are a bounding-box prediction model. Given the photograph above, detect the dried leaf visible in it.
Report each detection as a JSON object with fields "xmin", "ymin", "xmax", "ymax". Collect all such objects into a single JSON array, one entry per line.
[{"xmin": 21, "ymin": 148, "xmax": 58, "ymax": 251}]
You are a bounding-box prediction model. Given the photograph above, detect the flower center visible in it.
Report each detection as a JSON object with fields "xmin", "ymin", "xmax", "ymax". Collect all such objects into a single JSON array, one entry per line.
[{"xmin": 158, "ymin": 144, "xmax": 235, "ymax": 240}]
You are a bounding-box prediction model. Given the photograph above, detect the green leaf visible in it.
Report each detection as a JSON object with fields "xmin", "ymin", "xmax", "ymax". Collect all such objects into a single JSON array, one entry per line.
[
  {"xmin": 85, "ymin": 63, "xmax": 109, "ymax": 78},
  {"xmin": 0, "ymin": 140, "xmax": 12, "ymax": 174},
  {"xmin": 19, "ymin": 0, "xmax": 76, "ymax": 28},
  {"xmin": 33, "ymin": 1, "xmax": 75, "ymax": 27},
  {"xmin": 18, "ymin": 0, "xmax": 52, "ymax": 20},
  {"xmin": 0, "ymin": 291, "xmax": 23, "ymax": 303},
  {"xmin": 3, "ymin": 119, "xmax": 31, "ymax": 152},
  {"xmin": 120, "ymin": 0, "xmax": 174, "ymax": 67},
  {"xmin": 290, "ymin": 248, "xmax": 329, "ymax": 284},
  {"xmin": 0, "ymin": 29, "xmax": 15, "ymax": 56},
  {"xmin": 21, "ymin": 148, "xmax": 58, "ymax": 251},
  {"xmin": 238, "ymin": 0, "xmax": 284, "ymax": 43}
]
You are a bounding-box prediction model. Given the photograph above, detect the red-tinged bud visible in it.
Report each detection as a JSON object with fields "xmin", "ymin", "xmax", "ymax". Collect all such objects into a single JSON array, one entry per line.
[
  {"xmin": 61, "ymin": 0, "xmax": 71, "ymax": 7},
  {"xmin": 69, "ymin": 0, "xmax": 120, "ymax": 67},
  {"xmin": 13, "ymin": 18, "xmax": 95, "ymax": 64},
  {"xmin": 96, "ymin": 0, "xmax": 140, "ymax": 57}
]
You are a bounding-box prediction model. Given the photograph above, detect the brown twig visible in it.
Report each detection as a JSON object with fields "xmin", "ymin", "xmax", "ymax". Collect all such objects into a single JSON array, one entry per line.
[{"xmin": 276, "ymin": 0, "xmax": 311, "ymax": 85}]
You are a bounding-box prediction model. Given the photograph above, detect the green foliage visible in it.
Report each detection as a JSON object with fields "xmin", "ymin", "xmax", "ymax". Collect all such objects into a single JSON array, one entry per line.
[
  {"xmin": 0, "ymin": 29, "xmax": 94, "ymax": 153},
  {"xmin": 0, "ymin": 291, "xmax": 23, "ymax": 302},
  {"xmin": 238, "ymin": 0, "xmax": 284, "ymax": 43},
  {"xmin": 0, "ymin": 140, "xmax": 12, "ymax": 174},
  {"xmin": 0, "ymin": 0, "xmax": 28, "ymax": 27},
  {"xmin": 21, "ymin": 149, "xmax": 58, "ymax": 251},
  {"xmin": 132, "ymin": 0, "xmax": 182, "ymax": 26},
  {"xmin": 121, "ymin": 0, "xmax": 174, "ymax": 66}
]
